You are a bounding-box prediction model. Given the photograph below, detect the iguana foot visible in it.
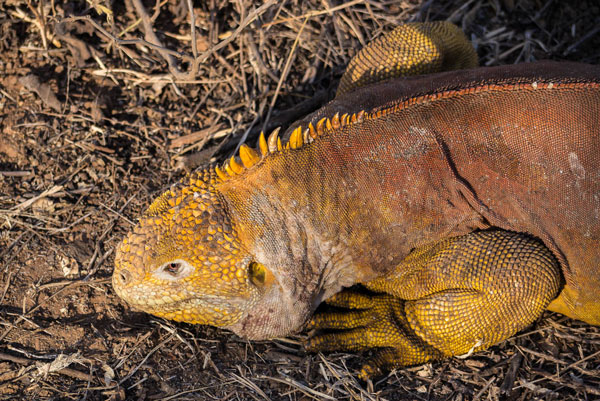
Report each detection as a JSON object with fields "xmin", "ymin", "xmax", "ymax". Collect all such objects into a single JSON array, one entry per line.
[{"xmin": 306, "ymin": 290, "xmax": 443, "ymax": 380}]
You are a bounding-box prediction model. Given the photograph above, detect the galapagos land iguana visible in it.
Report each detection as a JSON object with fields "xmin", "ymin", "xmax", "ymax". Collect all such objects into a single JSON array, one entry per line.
[{"xmin": 112, "ymin": 21, "xmax": 600, "ymax": 379}]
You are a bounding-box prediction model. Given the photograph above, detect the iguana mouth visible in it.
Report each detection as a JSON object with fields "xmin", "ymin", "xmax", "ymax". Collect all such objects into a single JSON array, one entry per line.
[
  {"xmin": 118, "ymin": 287, "xmax": 255, "ymax": 327},
  {"xmin": 119, "ymin": 290, "xmax": 252, "ymax": 313}
]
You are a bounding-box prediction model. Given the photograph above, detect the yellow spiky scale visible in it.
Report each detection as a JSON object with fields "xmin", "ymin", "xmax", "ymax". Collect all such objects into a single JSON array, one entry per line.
[
  {"xmin": 258, "ymin": 131, "xmax": 268, "ymax": 156},
  {"xmin": 184, "ymin": 109, "xmax": 367, "ymax": 186},
  {"xmin": 229, "ymin": 156, "xmax": 243, "ymax": 174},
  {"xmin": 267, "ymin": 127, "xmax": 281, "ymax": 153},
  {"xmin": 308, "ymin": 122, "xmax": 317, "ymax": 139},
  {"xmin": 316, "ymin": 118, "xmax": 326, "ymax": 134},
  {"xmin": 303, "ymin": 127, "xmax": 310, "ymax": 143},
  {"xmin": 215, "ymin": 166, "xmax": 228, "ymax": 181},
  {"xmin": 239, "ymin": 144, "xmax": 260, "ymax": 168},
  {"xmin": 332, "ymin": 112, "xmax": 340, "ymax": 129},
  {"xmin": 224, "ymin": 162, "xmax": 235, "ymax": 176},
  {"xmin": 289, "ymin": 126, "xmax": 303, "ymax": 149},
  {"xmin": 341, "ymin": 113, "xmax": 349, "ymax": 125}
]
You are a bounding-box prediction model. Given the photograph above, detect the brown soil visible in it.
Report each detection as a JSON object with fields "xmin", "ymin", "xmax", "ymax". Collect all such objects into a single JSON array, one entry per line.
[{"xmin": 1, "ymin": 0, "xmax": 599, "ymax": 400}]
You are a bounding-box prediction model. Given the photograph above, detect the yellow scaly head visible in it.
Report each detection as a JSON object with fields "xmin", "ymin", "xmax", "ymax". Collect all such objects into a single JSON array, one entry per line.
[{"xmin": 112, "ymin": 168, "xmax": 274, "ymax": 328}]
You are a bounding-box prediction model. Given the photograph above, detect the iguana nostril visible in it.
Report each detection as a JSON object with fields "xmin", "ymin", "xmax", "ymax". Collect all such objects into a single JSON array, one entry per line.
[{"xmin": 119, "ymin": 270, "xmax": 132, "ymax": 286}]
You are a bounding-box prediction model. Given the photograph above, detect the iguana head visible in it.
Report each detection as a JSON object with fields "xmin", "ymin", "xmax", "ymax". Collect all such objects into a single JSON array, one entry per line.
[
  {"xmin": 113, "ymin": 169, "xmax": 261, "ymax": 328},
  {"xmin": 112, "ymin": 149, "xmax": 318, "ymax": 339}
]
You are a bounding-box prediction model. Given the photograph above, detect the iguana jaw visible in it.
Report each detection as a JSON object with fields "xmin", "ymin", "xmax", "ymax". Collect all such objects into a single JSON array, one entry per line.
[
  {"xmin": 112, "ymin": 279, "xmax": 256, "ymax": 325},
  {"xmin": 112, "ymin": 238, "xmax": 261, "ymax": 328}
]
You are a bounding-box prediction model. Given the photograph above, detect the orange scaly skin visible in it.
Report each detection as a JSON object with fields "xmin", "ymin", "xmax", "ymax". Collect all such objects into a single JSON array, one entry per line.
[{"xmin": 113, "ymin": 23, "xmax": 600, "ymax": 377}]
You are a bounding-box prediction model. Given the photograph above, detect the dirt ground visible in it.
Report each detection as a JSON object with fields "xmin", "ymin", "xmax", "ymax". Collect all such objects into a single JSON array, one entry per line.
[{"xmin": 1, "ymin": 0, "xmax": 599, "ymax": 400}]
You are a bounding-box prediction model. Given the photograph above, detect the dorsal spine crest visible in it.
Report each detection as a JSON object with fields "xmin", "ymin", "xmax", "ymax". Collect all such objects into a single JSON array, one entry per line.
[{"xmin": 214, "ymin": 110, "xmax": 366, "ymax": 181}]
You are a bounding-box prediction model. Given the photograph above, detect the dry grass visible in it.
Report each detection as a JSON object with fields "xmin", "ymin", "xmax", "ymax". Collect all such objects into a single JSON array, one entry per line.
[{"xmin": 0, "ymin": 0, "xmax": 599, "ymax": 399}]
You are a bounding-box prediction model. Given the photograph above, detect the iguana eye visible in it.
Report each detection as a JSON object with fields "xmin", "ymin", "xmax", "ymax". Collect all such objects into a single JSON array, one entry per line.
[
  {"xmin": 155, "ymin": 259, "xmax": 194, "ymax": 281},
  {"xmin": 165, "ymin": 262, "xmax": 181, "ymax": 275}
]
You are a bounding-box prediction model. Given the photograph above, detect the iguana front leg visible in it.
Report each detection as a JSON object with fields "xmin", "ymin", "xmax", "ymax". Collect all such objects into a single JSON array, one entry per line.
[{"xmin": 307, "ymin": 230, "xmax": 562, "ymax": 379}]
